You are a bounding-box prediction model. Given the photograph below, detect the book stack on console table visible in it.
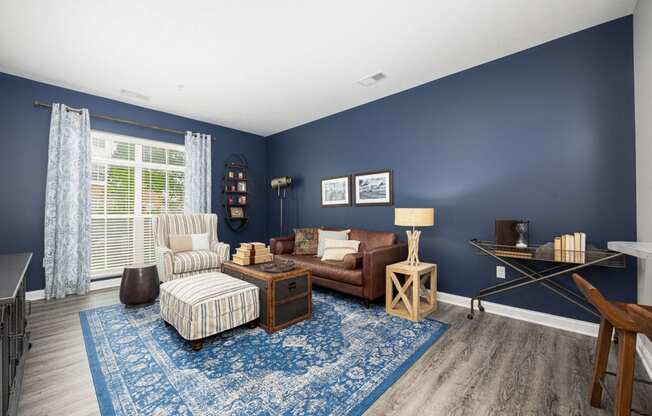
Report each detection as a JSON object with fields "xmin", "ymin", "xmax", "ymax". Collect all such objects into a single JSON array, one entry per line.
[
  {"xmin": 232, "ymin": 242, "xmax": 272, "ymax": 265},
  {"xmin": 553, "ymin": 232, "xmax": 586, "ymax": 263},
  {"xmin": 493, "ymin": 249, "xmax": 533, "ymax": 259}
]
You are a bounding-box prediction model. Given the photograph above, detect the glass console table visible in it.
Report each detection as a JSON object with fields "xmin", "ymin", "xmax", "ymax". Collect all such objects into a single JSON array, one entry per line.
[{"xmin": 468, "ymin": 239, "xmax": 625, "ymax": 320}]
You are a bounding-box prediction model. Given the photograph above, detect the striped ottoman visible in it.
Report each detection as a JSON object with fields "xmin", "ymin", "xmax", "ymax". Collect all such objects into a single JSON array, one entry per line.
[{"xmin": 160, "ymin": 272, "xmax": 259, "ymax": 350}]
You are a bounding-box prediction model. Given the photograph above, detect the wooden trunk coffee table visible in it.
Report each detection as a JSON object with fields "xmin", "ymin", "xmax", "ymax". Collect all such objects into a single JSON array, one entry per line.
[{"xmin": 222, "ymin": 261, "xmax": 312, "ymax": 333}]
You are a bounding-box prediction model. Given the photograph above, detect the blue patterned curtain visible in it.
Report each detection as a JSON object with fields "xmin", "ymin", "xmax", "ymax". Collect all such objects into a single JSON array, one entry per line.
[
  {"xmin": 184, "ymin": 132, "xmax": 212, "ymax": 213},
  {"xmin": 43, "ymin": 103, "xmax": 92, "ymax": 300}
]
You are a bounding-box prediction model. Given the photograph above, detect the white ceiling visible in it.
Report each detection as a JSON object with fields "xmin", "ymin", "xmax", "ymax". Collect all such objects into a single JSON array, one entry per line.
[{"xmin": 0, "ymin": 1, "xmax": 637, "ymax": 137}]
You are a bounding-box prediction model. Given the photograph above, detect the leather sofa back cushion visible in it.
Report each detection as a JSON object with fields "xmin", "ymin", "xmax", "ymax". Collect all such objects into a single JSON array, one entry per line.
[
  {"xmin": 274, "ymin": 239, "xmax": 294, "ymax": 255},
  {"xmin": 349, "ymin": 229, "xmax": 397, "ymax": 252},
  {"xmin": 293, "ymin": 227, "xmax": 319, "ymax": 255}
]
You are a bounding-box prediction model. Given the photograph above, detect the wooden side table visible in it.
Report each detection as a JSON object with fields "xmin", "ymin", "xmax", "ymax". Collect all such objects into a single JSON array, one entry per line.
[{"xmin": 386, "ymin": 261, "xmax": 437, "ymax": 321}]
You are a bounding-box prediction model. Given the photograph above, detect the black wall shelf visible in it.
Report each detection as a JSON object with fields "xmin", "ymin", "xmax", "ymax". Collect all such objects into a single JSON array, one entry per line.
[{"xmin": 222, "ymin": 154, "xmax": 249, "ymax": 233}]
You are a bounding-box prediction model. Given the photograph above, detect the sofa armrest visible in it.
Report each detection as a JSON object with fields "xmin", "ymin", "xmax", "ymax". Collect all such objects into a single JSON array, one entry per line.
[
  {"xmin": 156, "ymin": 246, "xmax": 174, "ymax": 282},
  {"xmin": 211, "ymin": 241, "xmax": 231, "ymax": 265},
  {"xmin": 269, "ymin": 236, "xmax": 295, "ymax": 255},
  {"xmin": 362, "ymin": 242, "xmax": 408, "ymax": 300}
]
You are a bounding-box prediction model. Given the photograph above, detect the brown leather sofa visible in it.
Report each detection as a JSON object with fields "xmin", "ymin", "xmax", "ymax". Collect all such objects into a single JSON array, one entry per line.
[{"xmin": 269, "ymin": 229, "xmax": 408, "ymax": 306}]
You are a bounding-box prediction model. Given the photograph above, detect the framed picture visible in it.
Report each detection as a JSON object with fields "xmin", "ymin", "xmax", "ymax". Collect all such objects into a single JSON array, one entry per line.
[
  {"xmin": 354, "ymin": 170, "xmax": 393, "ymax": 206},
  {"xmin": 321, "ymin": 176, "xmax": 351, "ymax": 207},
  {"xmin": 238, "ymin": 195, "xmax": 247, "ymax": 205},
  {"xmin": 227, "ymin": 171, "xmax": 235, "ymax": 179},
  {"xmin": 237, "ymin": 181, "xmax": 247, "ymax": 192},
  {"xmin": 237, "ymin": 171, "xmax": 245, "ymax": 179},
  {"xmin": 230, "ymin": 207, "xmax": 245, "ymax": 218}
]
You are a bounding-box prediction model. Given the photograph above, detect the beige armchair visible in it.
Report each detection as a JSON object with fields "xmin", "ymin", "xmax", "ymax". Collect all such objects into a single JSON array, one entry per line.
[{"xmin": 154, "ymin": 214, "xmax": 230, "ymax": 282}]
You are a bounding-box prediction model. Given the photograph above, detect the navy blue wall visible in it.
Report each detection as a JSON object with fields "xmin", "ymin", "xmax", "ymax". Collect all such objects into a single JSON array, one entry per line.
[
  {"xmin": 0, "ymin": 73, "xmax": 267, "ymax": 291},
  {"xmin": 267, "ymin": 16, "xmax": 637, "ymax": 321}
]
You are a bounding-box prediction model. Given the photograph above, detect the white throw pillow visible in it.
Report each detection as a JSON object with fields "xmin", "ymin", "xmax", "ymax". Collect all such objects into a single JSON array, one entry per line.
[
  {"xmin": 321, "ymin": 239, "xmax": 360, "ymax": 261},
  {"xmin": 191, "ymin": 233, "xmax": 210, "ymax": 251},
  {"xmin": 317, "ymin": 229, "xmax": 350, "ymax": 257}
]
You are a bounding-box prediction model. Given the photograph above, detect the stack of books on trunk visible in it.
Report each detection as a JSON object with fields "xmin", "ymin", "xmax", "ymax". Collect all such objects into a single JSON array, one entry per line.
[
  {"xmin": 553, "ymin": 232, "xmax": 586, "ymax": 263},
  {"xmin": 232, "ymin": 242, "xmax": 273, "ymax": 265}
]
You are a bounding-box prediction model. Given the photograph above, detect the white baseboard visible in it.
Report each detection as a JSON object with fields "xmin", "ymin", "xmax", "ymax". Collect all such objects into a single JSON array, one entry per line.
[
  {"xmin": 26, "ymin": 277, "xmax": 122, "ymax": 301},
  {"xmin": 437, "ymin": 291, "xmax": 652, "ymax": 379},
  {"xmin": 90, "ymin": 277, "xmax": 123, "ymax": 291},
  {"xmin": 437, "ymin": 291, "xmax": 600, "ymax": 336},
  {"xmin": 25, "ymin": 290, "xmax": 44, "ymax": 302},
  {"xmin": 638, "ymin": 335, "xmax": 652, "ymax": 380}
]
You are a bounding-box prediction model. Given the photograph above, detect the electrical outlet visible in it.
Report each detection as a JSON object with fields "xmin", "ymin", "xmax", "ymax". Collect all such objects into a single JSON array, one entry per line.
[{"xmin": 496, "ymin": 266, "xmax": 506, "ymax": 279}]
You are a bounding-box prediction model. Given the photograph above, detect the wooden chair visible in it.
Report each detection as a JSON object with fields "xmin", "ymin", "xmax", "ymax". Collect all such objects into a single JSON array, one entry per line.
[
  {"xmin": 572, "ymin": 273, "xmax": 652, "ymax": 416},
  {"xmin": 627, "ymin": 304, "xmax": 652, "ymax": 344}
]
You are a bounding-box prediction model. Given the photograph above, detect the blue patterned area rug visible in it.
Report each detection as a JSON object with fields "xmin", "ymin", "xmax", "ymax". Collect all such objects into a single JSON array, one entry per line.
[{"xmin": 80, "ymin": 290, "xmax": 448, "ymax": 416}]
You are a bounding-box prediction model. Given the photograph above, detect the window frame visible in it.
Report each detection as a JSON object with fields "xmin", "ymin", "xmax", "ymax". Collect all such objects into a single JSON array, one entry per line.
[{"xmin": 90, "ymin": 130, "xmax": 185, "ymax": 279}]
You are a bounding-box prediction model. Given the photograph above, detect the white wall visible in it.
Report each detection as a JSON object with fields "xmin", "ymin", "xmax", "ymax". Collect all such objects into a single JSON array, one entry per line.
[{"xmin": 635, "ymin": 0, "xmax": 652, "ymax": 371}]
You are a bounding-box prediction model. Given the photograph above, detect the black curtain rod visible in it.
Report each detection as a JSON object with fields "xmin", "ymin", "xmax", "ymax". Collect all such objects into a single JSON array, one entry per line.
[{"xmin": 33, "ymin": 100, "xmax": 215, "ymax": 140}]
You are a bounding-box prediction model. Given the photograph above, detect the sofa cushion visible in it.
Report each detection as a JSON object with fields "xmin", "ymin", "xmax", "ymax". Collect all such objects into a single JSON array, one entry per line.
[
  {"xmin": 343, "ymin": 252, "xmax": 363, "ymax": 270},
  {"xmin": 173, "ymin": 251, "xmax": 221, "ymax": 274},
  {"xmin": 274, "ymin": 240, "xmax": 294, "ymax": 254},
  {"xmin": 349, "ymin": 229, "xmax": 397, "ymax": 252},
  {"xmin": 276, "ymin": 254, "xmax": 363, "ymax": 286},
  {"xmin": 293, "ymin": 227, "xmax": 319, "ymax": 255}
]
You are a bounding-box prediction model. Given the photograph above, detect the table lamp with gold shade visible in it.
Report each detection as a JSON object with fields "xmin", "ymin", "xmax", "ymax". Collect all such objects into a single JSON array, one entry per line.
[{"xmin": 395, "ymin": 208, "xmax": 435, "ymax": 266}]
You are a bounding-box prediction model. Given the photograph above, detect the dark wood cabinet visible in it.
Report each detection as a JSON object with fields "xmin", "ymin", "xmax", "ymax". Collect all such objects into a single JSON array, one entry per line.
[
  {"xmin": 0, "ymin": 253, "xmax": 31, "ymax": 416},
  {"xmin": 222, "ymin": 261, "xmax": 312, "ymax": 333}
]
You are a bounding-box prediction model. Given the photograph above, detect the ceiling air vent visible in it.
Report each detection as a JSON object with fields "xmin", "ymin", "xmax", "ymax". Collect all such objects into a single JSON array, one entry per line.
[
  {"xmin": 357, "ymin": 72, "xmax": 386, "ymax": 87},
  {"xmin": 120, "ymin": 89, "xmax": 150, "ymax": 102}
]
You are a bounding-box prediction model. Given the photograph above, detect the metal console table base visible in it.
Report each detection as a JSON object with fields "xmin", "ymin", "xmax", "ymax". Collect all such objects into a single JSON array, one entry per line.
[{"xmin": 467, "ymin": 240, "xmax": 625, "ymax": 322}]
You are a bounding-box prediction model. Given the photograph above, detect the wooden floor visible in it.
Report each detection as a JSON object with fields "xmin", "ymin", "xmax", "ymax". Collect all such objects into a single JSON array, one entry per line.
[{"xmin": 18, "ymin": 288, "xmax": 652, "ymax": 416}]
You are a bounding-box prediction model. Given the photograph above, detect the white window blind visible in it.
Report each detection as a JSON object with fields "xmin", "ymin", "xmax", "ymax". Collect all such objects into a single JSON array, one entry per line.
[{"xmin": 90, "ymin": 131, "xmax": 185, "ymax": 278}]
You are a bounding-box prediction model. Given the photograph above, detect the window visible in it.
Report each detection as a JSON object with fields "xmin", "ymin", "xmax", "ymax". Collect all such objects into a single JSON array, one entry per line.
[{"xmin": 90, "ymin": 131, "xmax": 185, "ymax": 278}]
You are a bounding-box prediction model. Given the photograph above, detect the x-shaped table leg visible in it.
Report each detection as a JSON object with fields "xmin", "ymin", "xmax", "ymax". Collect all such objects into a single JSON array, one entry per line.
[{"xmin": 390, "ymin": 273, "xmax": 414, "ymax": 316}]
